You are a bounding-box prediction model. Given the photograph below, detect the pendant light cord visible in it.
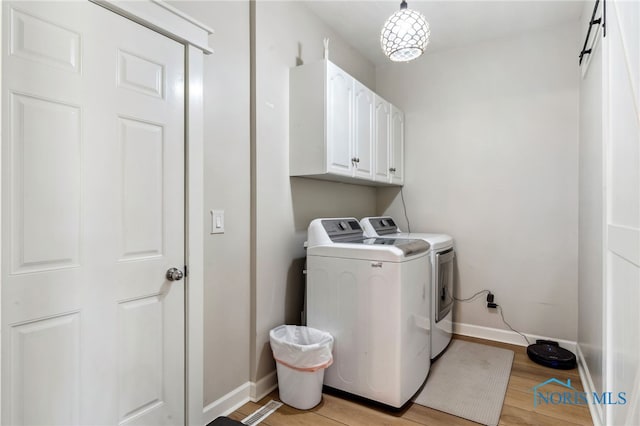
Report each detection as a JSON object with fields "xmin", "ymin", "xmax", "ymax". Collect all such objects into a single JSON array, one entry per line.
[{"xmin": 400, "ymin": 187, "xmax": 411, "ymax": 233}]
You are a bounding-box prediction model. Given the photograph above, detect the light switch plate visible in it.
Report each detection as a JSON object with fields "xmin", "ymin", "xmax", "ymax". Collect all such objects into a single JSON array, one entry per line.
[{"xmin": 210, "ymin": 209, "xmax": 224, "ymax": 234}]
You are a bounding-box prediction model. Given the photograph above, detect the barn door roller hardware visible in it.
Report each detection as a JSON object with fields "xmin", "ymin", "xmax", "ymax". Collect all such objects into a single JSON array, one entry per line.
[{"xmin": 579, "ymin": 0, "xmax": 606, "ymax": 65}]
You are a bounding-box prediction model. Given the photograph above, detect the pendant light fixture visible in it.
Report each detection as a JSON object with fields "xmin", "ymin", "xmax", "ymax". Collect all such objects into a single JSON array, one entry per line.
[{"xmin": 380, "ymin": 0, "xmax": 430, "ymax": 62}]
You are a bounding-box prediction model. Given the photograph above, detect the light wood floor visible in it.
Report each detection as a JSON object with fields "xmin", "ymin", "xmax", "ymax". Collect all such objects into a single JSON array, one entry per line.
[{"xmin": 226, "ymin": 335, "xmax": 593, "ymax": 426}]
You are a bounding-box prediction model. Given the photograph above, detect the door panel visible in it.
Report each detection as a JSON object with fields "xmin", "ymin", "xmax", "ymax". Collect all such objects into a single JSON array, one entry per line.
[
  {"xmin": 326, "ymin": 62, "xmax": 353, "ymax": 175},
  {"xmin": 9, "ymin": 7, "xmax": 81, "ymax": 74},
  {"xmin": 374, "ymin": 96, "xmax": 390, "ymax": 182},
  {"xmin": 353, "ymin": 81, "xmax": 373, "ymax": 179},
  {"xmin": 10, "ymin": 93, "xmax": 81, "ymax": 273},
  {"xmin": 117, "ymin": 50, "xmax": 165, "ymax": 98},
  {"xmin": 10, "ymin": 313, "xmax": 81, "ymax": 426},
  {"xmin": 118, "ymin": 296, "xmax": 164, "ymax": 423},
  {"xmin": 604, "ymin": 2, "xmax": 640, "ymax": 425},
  {"xmin": 390, "ymin": 106, "xmax": 404, "ymax": 185},
  {"xmin": 119, "ymin": 117, "xmax": 165, "ymax": 260},
  {"xmin": 2, "ymin": 2, "xmax": 185, "ymax": 425}
]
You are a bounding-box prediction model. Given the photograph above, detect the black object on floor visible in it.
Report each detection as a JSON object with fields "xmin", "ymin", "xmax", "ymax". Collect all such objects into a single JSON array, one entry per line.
[
  {"xmin": 207, "ymin": 416, "xmax": 244, "ymax": 426},
  {"xmin": 527, "ymin": 340, "xmax": 577, "ymax": 370}
]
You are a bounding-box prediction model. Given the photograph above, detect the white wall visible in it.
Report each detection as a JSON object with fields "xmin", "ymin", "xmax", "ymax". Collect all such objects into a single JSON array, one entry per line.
[
  {"xmin": 252, "ymin": 1, "xmax": 377, "ymax": 382},
  {"xmin": 167, "ymin": 0, "xmax": 251, "ymax": 407},
  {"xmin": 577, "ymin": 0, "xmax": 604, "ymax": 405},
  {"xmin": 376, "ymin": 23, "xmax": 580, "ymax": 342}
]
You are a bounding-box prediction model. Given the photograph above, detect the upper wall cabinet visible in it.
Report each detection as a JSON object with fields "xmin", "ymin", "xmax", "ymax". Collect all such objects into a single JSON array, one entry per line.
[
  {"xmin": 290, "ymin": 60, "xmax": 403, "ymax": 186},
  {"xmin": 373, "ymin": 96, "xmax": 404, "ymax": 185},
  {"xmin": 353, "ymin": 79, "xmax": 374, "ymax": 180},
  {"xmin": 390, "ymin": 105, "xmax": 404, "ymax": 185}
]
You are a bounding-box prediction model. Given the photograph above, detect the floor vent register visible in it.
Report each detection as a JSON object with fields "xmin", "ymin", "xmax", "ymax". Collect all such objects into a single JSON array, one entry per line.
[{"xmin": 241, "ymin": 400, "xmax": 283, "ymax": 426}]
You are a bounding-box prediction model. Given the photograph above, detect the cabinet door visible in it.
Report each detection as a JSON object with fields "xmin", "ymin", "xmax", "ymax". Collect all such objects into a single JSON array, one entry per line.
[
  {"xmin": 374, "ymin": 96, "xmax": 391, "ymax": 182},
  {"xmin": 390, "ymin": 105, "xmax": 404, "ymax": 185},
  {"xmin": 353, "ymin": 81, "xmax": 374, "ymax": 179},
  {"xmin": 326, "ymin": 62, "xmax": 353, "ymax": 176}
]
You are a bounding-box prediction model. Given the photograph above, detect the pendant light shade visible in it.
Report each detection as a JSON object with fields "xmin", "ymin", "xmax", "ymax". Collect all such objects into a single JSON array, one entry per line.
[{"xmin": 380, "ymin": 1, "xmax": 430, "ymax": 62}]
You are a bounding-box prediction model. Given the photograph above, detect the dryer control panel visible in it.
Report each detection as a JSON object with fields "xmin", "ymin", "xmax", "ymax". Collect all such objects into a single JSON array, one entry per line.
[{"xmin": 367, "ymin": 216, "xmax": 400, "ymax": 235}]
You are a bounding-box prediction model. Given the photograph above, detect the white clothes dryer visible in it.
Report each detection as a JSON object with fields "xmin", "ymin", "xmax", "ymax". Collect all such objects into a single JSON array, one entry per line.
[
  {"xmin": 360, "ymin": 216, "xmax": 454, "ymax": 359},
  {"xmin": 306, "ymin": 218, "xmax": 431, "ymax": 408}
]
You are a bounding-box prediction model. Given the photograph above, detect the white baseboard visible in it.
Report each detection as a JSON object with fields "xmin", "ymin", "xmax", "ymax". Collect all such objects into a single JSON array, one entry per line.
[
  {"xmin": 250, "ymin": 370, "xmax": 278, "ymax": 402},
  {"xmin": 453, "ymin": 321, "xmax": 577, "ymax": 352},
  {"xmin": 201, "ymin": 372, "xmax": 279, "ymax": 425},
  {"xmin": 202, "ymin": 382, "xmax": 250, "ymax": 425},
  {"xmin": 576, "ymin": 344, "xmax": 604, "ymax": 426}
]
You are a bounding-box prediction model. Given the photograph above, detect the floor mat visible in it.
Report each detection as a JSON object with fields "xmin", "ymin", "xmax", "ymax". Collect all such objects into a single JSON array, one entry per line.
[{"xmin": 413, "ymin": 339, "xmax": 514, "ymax": 426}]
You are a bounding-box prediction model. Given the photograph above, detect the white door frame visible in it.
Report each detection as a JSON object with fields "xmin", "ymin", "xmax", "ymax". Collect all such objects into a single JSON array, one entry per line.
[{"xmin": 0, "ymin": 1, "xmax": 212, "ymax": 425}]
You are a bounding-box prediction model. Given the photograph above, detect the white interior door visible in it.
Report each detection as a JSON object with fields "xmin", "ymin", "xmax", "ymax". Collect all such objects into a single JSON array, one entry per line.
[
  {"xmin": 604, "ymin": 1, "xmax": 640, "ymax": 425},
  {"xmin": 1, "ymin": 1, "xmax": 185, "ymax": 425}
]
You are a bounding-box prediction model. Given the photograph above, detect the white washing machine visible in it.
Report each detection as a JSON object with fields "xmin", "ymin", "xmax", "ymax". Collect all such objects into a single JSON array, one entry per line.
[
  {"xmin": 360, "ymin": 216, "xmax": 454, "ymax": 360},
  {"xmin": 306, "ymin": 218, "xmax": 431, "ymax": 408}
]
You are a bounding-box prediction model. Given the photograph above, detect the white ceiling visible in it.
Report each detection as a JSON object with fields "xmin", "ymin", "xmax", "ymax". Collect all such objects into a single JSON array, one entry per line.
[{"xmin": 304, "ymin": 1, "xmax": 584, "ymax": 65}]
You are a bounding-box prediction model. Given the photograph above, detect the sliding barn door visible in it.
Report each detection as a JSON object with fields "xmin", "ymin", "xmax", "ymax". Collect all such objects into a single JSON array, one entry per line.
[
  {"xmin": 604, "ymin": 1, "xmax": 640, "ymax": 425},
  {"xmin": 1, "ymin": 1, "xmax": 186, "ymax": 424}
]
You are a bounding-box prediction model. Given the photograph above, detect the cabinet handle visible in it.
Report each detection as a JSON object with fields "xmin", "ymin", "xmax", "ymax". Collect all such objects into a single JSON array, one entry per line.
[
  {"xmin": 356, "ymin": 158, "xmax": 360, "ymax": 163},
  {"xmin": 389, "ymin": 167, "xmax": 396, "ymax": 172}
]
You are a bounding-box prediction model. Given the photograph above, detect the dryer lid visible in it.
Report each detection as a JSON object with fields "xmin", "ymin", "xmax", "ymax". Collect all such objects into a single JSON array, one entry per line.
[
  {"xmin": 392, "ymin": 232, "xmax": 453, "ymax": 250},
  {"xmin": 360, "ymin": 216, "xmax": 453, "ymax": 250}
]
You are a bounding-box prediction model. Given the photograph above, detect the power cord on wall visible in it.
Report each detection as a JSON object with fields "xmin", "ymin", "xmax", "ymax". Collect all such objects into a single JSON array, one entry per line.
[
  {"xmin": 400, "ymin": 187, "xmax": 411, "ymax": 233},
  {"xmin": 497, "ymin": 305, "xmax": 531, "ymax": 345},
  {"xmin": 452, "ymin": 289, "xmax": 490, "ymax": 303},
  {"xmin": 452, "ymin": 289, "xmax": 531, "ymax": 345}
]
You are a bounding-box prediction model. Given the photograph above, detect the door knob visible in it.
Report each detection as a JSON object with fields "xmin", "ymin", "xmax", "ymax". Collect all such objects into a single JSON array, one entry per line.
[{"xmin": 166, "ymin": 267, "xmax": 184, "ymax": 281}]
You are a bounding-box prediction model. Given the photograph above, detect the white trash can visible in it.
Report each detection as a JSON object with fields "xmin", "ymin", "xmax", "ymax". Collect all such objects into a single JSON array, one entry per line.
[{"xmin": 269, "ymin": 325, "xmax": 334, "ymax": 410}]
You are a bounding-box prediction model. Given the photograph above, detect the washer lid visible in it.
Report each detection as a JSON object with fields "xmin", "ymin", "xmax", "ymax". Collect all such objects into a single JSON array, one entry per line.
[
  {"xmin": 307, "ymin": 239, "xmax": 428, "ymax": 262},
  {"xmin": 351, "ymin": 237, "xmax": 429, "ymax": 256}
]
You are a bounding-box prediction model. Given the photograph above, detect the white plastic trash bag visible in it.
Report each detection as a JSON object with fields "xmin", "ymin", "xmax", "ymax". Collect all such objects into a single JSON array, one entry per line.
[
  {"xmin": 269, "ymin": 325, "xmax": 334, "ymax": 371},
  {"xmin": 270, "ymin": 325, "xmax": 334, "ymax": 410}
]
